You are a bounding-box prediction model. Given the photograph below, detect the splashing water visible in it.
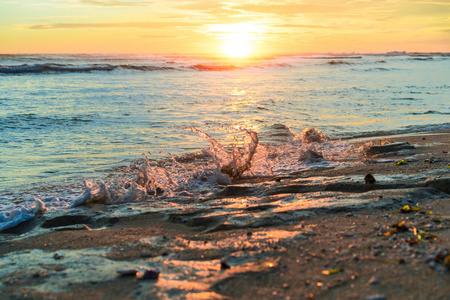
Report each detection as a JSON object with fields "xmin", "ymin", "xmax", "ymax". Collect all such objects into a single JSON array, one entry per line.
[
  {"xmin": 189, "ymin": 128, "xmax": 260, "ymax": 178},
  {"xmin": 0, "ymin": 126, "xmax": 359, "ymax": 232},
  {"xmin": 42, "ymin": 127, "xmax": 357, "ymax": 205}
]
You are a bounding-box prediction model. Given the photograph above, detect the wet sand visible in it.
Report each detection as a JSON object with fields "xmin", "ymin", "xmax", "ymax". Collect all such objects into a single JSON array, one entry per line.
[{"xmin": 0, "ymin": 130, "xmax": 449, "ymax": 299}]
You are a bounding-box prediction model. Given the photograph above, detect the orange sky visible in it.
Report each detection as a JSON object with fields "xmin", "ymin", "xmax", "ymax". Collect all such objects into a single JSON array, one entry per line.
[{"xmin": 0, "ymin": 0, "xmax": 449, "ymax": 55}]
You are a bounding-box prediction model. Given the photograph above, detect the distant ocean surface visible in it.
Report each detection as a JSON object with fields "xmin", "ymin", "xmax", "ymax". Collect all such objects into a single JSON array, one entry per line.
[{"xmin": 0, "ymin": 53, "xmax": 449, "ymax": 200}]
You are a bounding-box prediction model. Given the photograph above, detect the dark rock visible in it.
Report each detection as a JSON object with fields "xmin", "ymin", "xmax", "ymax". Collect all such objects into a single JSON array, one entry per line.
[
  {"xmin": 425, "ymin": 178, "xmax": 450, "ymax": 194},
  {"xmin": 140, "ymin": 251, "xmax": 154, "ymax": 258},
  {"xmin": 41, "ymin": 214, "xmax": 93, "ymax": 229},
  {"xmin": 299, "ymin": 149, "xmax": 324, "ymax": 162},
  {"xmin": 366, "ymin": 294, "xmax": 387, "ymax": 300},
  {"xmin": 53, "ymin": 253, "xmax": 64, "ymax": 260},
  {"xmin": 117, "ymin": 268, "xmax": 138, "ymax": 276},
  {"xmin": 365, "ymin": 142, "xmax": 414, "ymax": 156},
  {"xmin": 140, "ymin": 268, "xmax": 160, "ymax": 280},
  {"xmin": 220, "ymin": 261, "xmax": 231, "ymax": 270},
  {"xmin": 32, "ymin": 272, "xmax": 47, "ymax": 278},
  {"xmin": 364, "ymin": 173, "xmax": 376, "ymax": 184},
  {"xmin": 368, "ymin": 276, "xmax": 380, "ymax": 285}
]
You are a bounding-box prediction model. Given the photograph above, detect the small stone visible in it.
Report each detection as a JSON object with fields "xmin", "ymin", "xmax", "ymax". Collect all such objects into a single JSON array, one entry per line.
[
  {"xmin": 221, "ymin": 261, "xmax": 231, "ymax": 270},
  {"xmin": 140, "ymin": 251, "xmax": 154, "ymax": 258},
  {"xmin": 178, "ymin": 191, "xmax": 193, "ymax": 197},
  {"xmin": 364, "ymin": 173, "xmax": 376, "ymax": 184},
  {"xmin": 341, "ymin": 233, "xmax": 357, "ymax": 238},
  {"xmin": 53, "ymin": 253, "xmax": 64, "ymax": 260},
  {"xmin": 140, "ymin": 268, "xmax": 160, "ymax": 280},
  {"xmin": 32, "ymin": 272, "xmax": 47, "ymax": 278},
  {"xmin": 117, "ymin": 268, "xmax": 138, "ymax": 276},
  {"xmin": 368, "ymin": 276, "xmax": 380, "ymax": 285},
  {"xmin": 366, "ymin": 294, "xmax": 386, "ymax": 300}
]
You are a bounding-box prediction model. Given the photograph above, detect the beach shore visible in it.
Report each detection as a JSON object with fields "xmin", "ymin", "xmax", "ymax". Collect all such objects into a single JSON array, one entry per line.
[{"xmin": 1, "ymin": 130, "xmax": 449, "ymax": 299}]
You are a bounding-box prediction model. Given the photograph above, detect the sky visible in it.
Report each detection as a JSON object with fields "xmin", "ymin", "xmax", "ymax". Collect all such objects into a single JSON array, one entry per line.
[{"xmin": 0, "ymin": 0, "xmax": 449, "ymax": 55}]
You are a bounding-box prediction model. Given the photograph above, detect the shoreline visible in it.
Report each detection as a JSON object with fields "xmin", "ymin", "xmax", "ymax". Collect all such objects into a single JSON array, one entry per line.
[{"xmin": 0, "ymin": 129, "xmax": 449, "ymax": 299}]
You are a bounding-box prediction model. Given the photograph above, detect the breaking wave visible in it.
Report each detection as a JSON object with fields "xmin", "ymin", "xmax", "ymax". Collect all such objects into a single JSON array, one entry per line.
[
  {"xmin": 0, "ymin": 62, "xmax": 279, "ymax": 74},
  {"xmin": 0, "ymin": 126, "xmax": 358, "ymax": 232},
  {"xmin": 410, "ymin": 110, "xmax": 450, "ymax": 115}
]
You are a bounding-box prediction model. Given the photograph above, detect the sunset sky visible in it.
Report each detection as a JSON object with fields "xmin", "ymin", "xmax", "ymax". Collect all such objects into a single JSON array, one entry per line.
[{"xmin": 0, "ymin": 0, "xmax": 449, "ymax": 55}]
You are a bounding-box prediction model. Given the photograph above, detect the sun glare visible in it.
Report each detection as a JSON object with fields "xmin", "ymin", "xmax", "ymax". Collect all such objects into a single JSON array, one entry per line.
[
  {"xmin": 209, "ymin": 23, "xmax": 261, "ymax": 59},
  {"xmin": 223, "ymin": 35, "xmax": 253, "ymax": 58}
]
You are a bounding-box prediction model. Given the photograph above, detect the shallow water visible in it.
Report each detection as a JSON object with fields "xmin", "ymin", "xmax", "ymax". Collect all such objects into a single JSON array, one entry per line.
[{"xmin": 1, "ymin": 54, "xmax": 449, "ymax": 191}]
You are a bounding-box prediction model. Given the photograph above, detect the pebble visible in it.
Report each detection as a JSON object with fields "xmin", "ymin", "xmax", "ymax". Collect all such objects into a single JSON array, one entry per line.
[
  {"xmin": 117, "ymin": 268, "xmax": 138, "ymax": 276},
  {"xmin": 366, "ymin": 294, "xmax": 386, "ymax": 300},
  {"xmin": 220, "ymin": 261, "xmax": 231, "ymax": 270},
  {"xmin": 341, "ymin": 233, "xmax": 357, "ymax": 238},
  {"xmin": 368, "ymin": 276, "xmax": 380, "ymax": 285},
  {"xmin": 53, "ymin": 253, "xmax": 64, "ymax": 260},
  {"xmin": 140, "ymin": 268, "xmax": 160, "ymax": 280},
  {"xmin": 364, "ymin": 173, "xmax": 376, "ymax": 184},
  {"xmin": 140, "ymin": 251, "xmax": 153, "ymax": 258},
  {"xmin": 178, "ymin": 191, "xmax": 193, "ymax": 197}
]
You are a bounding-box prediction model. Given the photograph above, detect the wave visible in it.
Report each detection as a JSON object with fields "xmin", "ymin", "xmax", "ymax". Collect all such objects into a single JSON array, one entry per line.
[
  {"xmin": 359, "ymin": 67, "xmax": 398, "ymax": 72},
  {"xmin": 306, "ymin": 56, "xmax": 363, "ymax": 59},
  {"xmin": 0, "ymin": 113, "xmax": 96, "ymax": 131},
  {"xmin": 0, "ymin": 126, "xmax": 358, "ymax": 232},
  {"xmin": 189, "ymin": 64, "xmax": 241, "ymax": 71},
  {"xmin": 0, "ymin": 62, "xmax": 273, "ymax": 74},
  {"xmin": 391, "ymin": 97, "xmax": 420, "ymax": 101},
  {"xmin": 0, "ymin": 63, "xmax": 117, "ymax": 74},
  {"xmin": 410, "ymin": 110, "xmax": 450, "ymax": 115}
]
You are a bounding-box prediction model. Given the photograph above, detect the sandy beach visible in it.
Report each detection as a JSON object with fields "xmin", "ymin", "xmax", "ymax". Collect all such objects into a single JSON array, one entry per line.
[{"xmin": 0, "ymin": 130, "xmax": 449, "ymax": 299}]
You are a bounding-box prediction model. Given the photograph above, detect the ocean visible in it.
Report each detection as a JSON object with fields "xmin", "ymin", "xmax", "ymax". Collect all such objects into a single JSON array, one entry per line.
[{"xmin": 1, "ymin": 53, "xmax": 449, "ymax": 231}]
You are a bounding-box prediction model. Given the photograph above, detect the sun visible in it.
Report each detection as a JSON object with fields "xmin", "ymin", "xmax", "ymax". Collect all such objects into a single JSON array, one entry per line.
[
  {"xmin": 222, "ymin": 35, "xmax": 253, "ymax": 58},
  {"xmin": 209, "ymin": 23, "xmax": 261, "ymax": 59}
]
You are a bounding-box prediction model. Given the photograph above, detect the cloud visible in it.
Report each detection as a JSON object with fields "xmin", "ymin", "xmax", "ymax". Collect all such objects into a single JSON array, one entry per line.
[
  {"xmin": 231, "ymin": 3, "xmax": 349, "ymax": 16},
  {"xmin": 273, "ymin": 24, "xmax": 334, "ymax": 29},
  {"xmin": 411, "ymin": 1, "xmax": 450, "ymax": 5},
  {"xmin": 27, "ymin": 21, "xmax": 196, "ymax": 30},
  {"xmin": 172, "ymin": 0, "xmax": 224, "ymax": 12},
  {"xmin": 79, "ymin": 0, "xmax": 153, "ymax": 6},
  {"xmin": 138, "ymin": 34, "xmax": 184, "ymax": 39}
]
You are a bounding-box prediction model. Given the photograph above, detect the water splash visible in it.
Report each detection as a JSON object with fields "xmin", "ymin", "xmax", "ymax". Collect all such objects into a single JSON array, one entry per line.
[
  {"xmin": 0, "ymin": 125, "xmax": 360, "ymax": 232},
  {"xmin": 189, "ymin": 128, "xmax": 260, "ymax": 178}
]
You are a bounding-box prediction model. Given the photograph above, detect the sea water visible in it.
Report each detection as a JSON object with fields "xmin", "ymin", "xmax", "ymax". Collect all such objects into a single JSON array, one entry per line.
[{"xmin": 1, "ymin": 53, "xmax": 449, "ymax": 231}]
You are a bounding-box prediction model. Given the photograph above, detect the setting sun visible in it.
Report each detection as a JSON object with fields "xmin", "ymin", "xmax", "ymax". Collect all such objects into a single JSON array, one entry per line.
[
  {"xmin": 209, "ymin": 23, "xmax": 262, "ymax": 58},
  {"xmin": 222, "ymin": 34, "xmax": 253, "ymax": 58}
]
